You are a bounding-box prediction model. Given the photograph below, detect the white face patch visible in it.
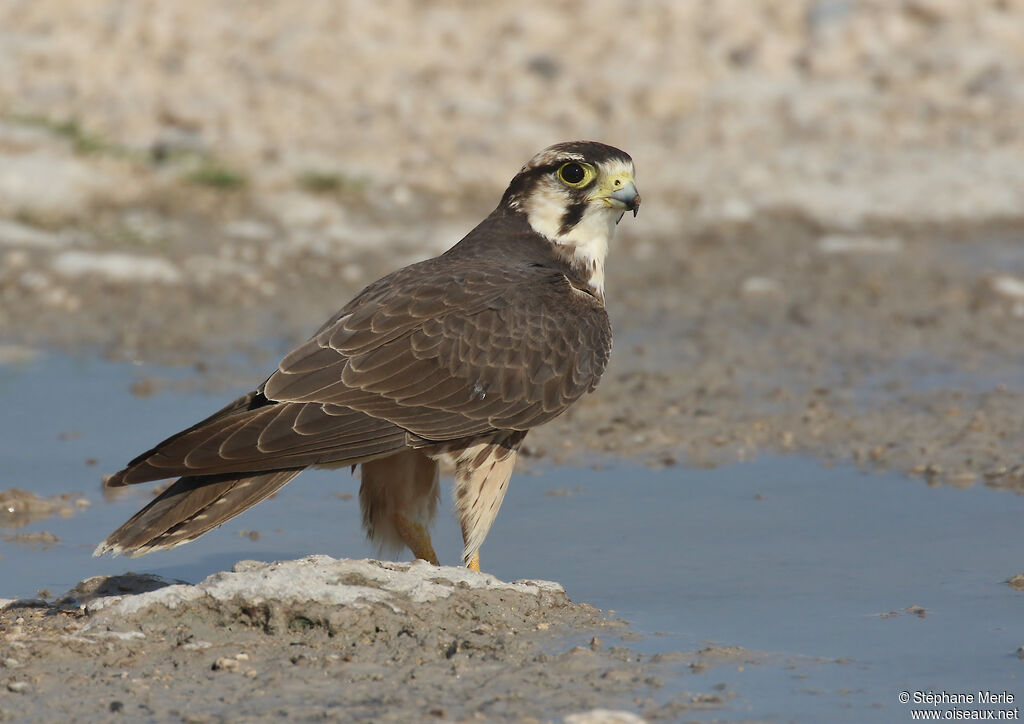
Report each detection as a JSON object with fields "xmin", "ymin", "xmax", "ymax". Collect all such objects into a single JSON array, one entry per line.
[{"xmin": 522, "ymin": 157, "xmax": 635, "ymax": 298}]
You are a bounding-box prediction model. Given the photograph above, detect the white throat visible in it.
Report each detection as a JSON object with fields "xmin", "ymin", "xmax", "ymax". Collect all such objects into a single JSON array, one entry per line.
[{"xmin": 523, "ymin": 195, "xmax": 618, "ymax": 297}]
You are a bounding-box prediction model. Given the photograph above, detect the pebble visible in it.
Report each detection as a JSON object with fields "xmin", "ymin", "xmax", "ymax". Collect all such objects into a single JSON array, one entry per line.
[
  {"xmin": 224, "ymin": 220, "xmax": 275, "ymax": 242},
  {"xmin": 740, "ymin": 276, "xmax": 783, "ymax": 297},
  {"xmin": 0, "ymin": 152, "xmax": 122, "ymax": 218},
  {"xmin": 817, "ymin": 234, "xmax": 904, "ymax": 255},
  {"xmin": 0, "ymin": 219, "xmax": 65, "ymax": 249},
  {"xmin": 211, "ymin": 657, "xmax": 240, "ymax": 672},
  {"xmin": 563, "ymin": 711, "xmax": 646, "ymax": 724},
  {"xmin": 989, "ymin": 275, "xmax": 1024, "ymax": 301},
  {"xmin": 51, "ymin": 251, "xmax": 183, "ymax": 284}
]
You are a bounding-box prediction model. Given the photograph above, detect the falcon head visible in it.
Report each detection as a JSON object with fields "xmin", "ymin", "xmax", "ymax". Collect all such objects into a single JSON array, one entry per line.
[{"xmin": 501, "ymin": 141, "xmax": 640, "ymax": 297}]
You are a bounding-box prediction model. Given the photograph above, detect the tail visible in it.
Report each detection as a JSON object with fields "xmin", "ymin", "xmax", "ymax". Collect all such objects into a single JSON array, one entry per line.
[
  {"xmin": 94, "ymin": 468, "xmax": 303, "ymax": 557},
  {"xmin": 96, "ymin": 383, "xmax": 409, "ymax": 557}
]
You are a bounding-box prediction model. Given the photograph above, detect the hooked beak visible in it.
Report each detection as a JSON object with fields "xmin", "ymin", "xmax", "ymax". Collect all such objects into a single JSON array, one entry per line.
[
  {"xmin": 610, "ymin": 179, "xmax": 641, "ymax": 217},
  {"xmin": 592, "ymin": 173, "xmax": 641, "ymax": 218}
]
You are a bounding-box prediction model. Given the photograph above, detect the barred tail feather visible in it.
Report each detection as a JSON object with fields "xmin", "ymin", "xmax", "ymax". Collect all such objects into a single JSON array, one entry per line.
[{"xmin": 94, "ymin": 469, "xmax": 303, "ymax": 557}]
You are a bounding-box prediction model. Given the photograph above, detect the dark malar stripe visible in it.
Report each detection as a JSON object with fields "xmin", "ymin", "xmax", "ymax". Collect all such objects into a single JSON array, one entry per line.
[{"xmin": 558, "ymin": 201, "xmax": 586, "ymax": 236}]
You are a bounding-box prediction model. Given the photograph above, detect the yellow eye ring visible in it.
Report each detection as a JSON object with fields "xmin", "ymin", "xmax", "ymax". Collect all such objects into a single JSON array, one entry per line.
[{"xmin": 557, "ymin": 161, "xmax": 597, "ymax": 188}]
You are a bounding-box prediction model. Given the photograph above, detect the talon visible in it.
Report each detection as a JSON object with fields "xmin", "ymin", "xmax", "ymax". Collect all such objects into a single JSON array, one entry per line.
[{"xmin": 393, "ymin": 513, "xmax": 439, "ymax": 565}]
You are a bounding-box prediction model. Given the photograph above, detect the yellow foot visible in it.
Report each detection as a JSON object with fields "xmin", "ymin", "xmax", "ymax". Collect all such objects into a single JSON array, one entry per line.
[
  {"xmin": 466, "ymin": 550, "xmax": 480, "ymax": 571},
  {"xmin": 393, "ymin": 513, "xmax": 439, "ymax": 565}
]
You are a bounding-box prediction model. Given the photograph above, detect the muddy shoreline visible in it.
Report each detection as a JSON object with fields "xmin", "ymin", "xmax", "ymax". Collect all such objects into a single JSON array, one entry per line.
[{"xmin": 0, "ymin": 559, "xmax": 709, "ymax": 722}]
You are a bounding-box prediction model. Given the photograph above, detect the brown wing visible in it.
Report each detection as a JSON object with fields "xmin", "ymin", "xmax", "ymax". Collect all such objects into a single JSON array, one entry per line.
[
  {"xmin": 105, "ymin": 389, "xmax": 407, "ymax": 487},
  {"xmin": 104, "ymin": 255, "xmax": 609, "ymax": 486},
  {"xmin": 263, "ymin": 260, "xmax": 612, "ymax": 442}
]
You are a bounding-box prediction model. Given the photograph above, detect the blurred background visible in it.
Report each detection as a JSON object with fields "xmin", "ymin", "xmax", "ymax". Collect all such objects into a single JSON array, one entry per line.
[
  {"xmin": 1, "ymin": 0, "xmax": 1023, "ymax": 478},
  {"xmin": 0, "ymin": 0, "xmax": 1022, "ymax": 475},
  {"xmin": 2, "ymin": 0, "xmax": 1023, "ymax": 353},
  {"xmin": 4, "ymin": 0, "xmax": 1024, "ymax": 221}
]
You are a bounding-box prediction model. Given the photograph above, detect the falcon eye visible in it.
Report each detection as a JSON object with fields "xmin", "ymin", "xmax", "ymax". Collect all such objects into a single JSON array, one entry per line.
[
  {"xmin": 556, "ymin": 161, "xmax": 596, "ymax": 188},
  {"xmin": 560, "ymin": 163, "xmax": 585, "ymax": 183}
]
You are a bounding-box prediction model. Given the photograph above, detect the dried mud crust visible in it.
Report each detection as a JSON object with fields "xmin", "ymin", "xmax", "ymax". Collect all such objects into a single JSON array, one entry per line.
[{"xmin": 0, "ymin": 558, "xmax": 705, "ymax": 722}]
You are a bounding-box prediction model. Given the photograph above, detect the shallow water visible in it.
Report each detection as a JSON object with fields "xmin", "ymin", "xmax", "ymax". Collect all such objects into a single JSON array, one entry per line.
[{"xmin": 2, "ymin": 354, "xmax": 1022, "ymax": 722}]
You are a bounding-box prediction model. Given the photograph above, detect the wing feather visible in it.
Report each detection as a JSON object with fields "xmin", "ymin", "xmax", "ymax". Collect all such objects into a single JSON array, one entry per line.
[
  {"xmin": 106, "ymin": 398, "xmax": 406, "ymax": 486},
  {"xmin": 264, "ymin": 260, "xmax": 612, "ymax": 441}
]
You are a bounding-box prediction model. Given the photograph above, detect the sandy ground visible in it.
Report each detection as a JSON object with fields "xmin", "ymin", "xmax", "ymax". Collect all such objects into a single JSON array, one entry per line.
[{"xmin": 2, "ymin": 1, "xmax": 1024, "ymax": 721}]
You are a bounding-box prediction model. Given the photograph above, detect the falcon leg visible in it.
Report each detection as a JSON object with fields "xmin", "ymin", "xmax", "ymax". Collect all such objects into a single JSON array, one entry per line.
[
  {"xmin": 450, "ymin": 432, "xmax": 525, "ymax": 572},
  {"xmin": 359, "ymin": 449, "xmax": 440, "ymax": 564},
  {"xmin": 393, "ymin": 512, "xmax": 439, "ymax": 565}
]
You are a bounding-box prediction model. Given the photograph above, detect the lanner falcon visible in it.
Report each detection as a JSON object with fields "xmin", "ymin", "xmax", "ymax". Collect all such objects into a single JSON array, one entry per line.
[{"xmin": 95, "ymin": 141, "xmax": 640, "ymax": 571}]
